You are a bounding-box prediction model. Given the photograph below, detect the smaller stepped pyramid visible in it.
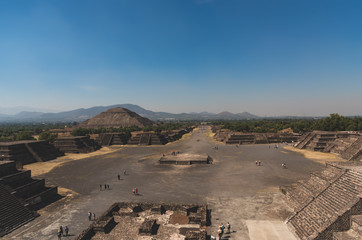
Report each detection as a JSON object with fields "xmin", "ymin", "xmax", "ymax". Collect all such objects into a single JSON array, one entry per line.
[
  {"xmin": 0, "ymin": 140, "xmax": 64, "ymax": 166},
  {"xmin": 281, "ymin": 162, "xmax": 362, "ymax": 240},
  {"xmin": 78, "ymin": 107, "xmax": 154, "ymax": 129}
]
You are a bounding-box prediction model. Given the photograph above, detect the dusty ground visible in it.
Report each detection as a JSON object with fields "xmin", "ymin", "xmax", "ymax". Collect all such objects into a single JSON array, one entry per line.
[
  {"xmin": 23, "ymin": 147, "xmax": 120, "ymax": 177},
  {"xmin": 6, "ymin": 126, "xmax": 328, "ymax": 240},
  {"xmin": 283, "ymin": 146, "xmax": 346, "ymax": 164}
]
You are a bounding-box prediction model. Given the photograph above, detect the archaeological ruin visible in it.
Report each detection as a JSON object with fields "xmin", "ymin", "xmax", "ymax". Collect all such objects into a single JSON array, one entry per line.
[
  {"xmin": 212, "ymin": 129, "xmax": 300, "ymax": 145},
  {"xmin": 296, "ymin": 131, "xmax": 362, "ymax": 161},
  {"xmin": 76, "ymin": 202, "xmax": 209, "ymax": 240},
  {"xmin": 77, "ymin": 107, "xmax": 154, "ymax": 129},
  {"xmin": 0, "ymin": 160, "xmax": 60, "ymax": 236},
  {"xmin": 159, "ymin": 153, "xmax": 212, "ymax": 165},
  {"xmin": 0, "ymin": 140, "xmax": 64, "ymax": 167},
  {"xmin": 281, "ymin": 161, "xmax": 362, "ymax": 239},
  {"xmin": 96, "ymin": 132, "xmax": 129, "ymax": 146},
  {"xmin": 53, "ymin": 136, "xmax": 100, "ymax": 153}
]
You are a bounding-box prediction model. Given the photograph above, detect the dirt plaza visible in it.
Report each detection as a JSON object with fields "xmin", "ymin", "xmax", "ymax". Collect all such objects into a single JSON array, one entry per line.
[{"xmin": 6, "ymin": 126, "xmax": 326, "ymax": 240}]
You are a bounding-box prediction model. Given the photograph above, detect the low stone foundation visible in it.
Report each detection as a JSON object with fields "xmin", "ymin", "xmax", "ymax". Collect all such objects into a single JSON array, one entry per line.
[
  {"xmin": 76, "ymin": 202, "xmax": 210, "ymax": 240},
  {"xmin": 159, "ymin": 153, "xmax": 212, "ymax": 165}
]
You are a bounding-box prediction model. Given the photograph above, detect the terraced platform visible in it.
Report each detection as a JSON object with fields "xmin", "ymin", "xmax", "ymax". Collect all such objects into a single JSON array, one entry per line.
[{"xmin": 282, "ymin": 162, "xmax": 362, "ymax": 240}]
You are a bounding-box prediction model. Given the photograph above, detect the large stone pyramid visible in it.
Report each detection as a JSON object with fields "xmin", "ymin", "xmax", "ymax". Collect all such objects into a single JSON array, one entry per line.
[{"xmin": 78, "ymin": 107, "xmax": 154, "ymax": 129}]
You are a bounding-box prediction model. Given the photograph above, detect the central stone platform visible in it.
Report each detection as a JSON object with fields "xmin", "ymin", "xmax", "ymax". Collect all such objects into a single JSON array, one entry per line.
[{"xmin": 159, "ymin": 153, "xmax": 212, "ymax": 165}]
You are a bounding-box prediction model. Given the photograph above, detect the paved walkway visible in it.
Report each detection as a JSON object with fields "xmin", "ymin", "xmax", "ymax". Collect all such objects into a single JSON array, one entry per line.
[{"xmin": 246, "ymin": 220, "xmax": 297, "ymax": 240}]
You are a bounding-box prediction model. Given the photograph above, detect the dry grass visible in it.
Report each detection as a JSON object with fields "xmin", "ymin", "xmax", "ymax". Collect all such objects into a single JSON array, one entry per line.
[
  {"xmin": 283, "ymin": 146, "xmax": 347, "ymax": 165},
  {"xmin": 23, "ymin": 146, "xmax": 120, "ymax": 177}
]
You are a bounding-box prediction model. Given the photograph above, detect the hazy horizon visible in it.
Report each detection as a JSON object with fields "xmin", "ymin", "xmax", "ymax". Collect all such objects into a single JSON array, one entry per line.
[{"xmin": 1, "ymin": 0, "xmax": 361, "ymax": 116}]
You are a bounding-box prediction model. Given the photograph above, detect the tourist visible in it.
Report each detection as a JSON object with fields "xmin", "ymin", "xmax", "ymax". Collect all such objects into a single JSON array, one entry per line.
[
  {"xmin": 220, "ymin": 223, "xmax": 225, "ymax": 234},
  {"xmin": 117, "ymin": 174, "xmax": 120, "ymax": 180},
  {"xmin": 59, "ymin": 226, "xmax": 63, "ymax": 236},
  {"xmin": 258, "ymin": 161, "xmax": 261, "ymax": 166},
  {"xmin": 107, "ymin": 184, "xmax": 110, "ymax": 190},
  {"xmin": 88, "ymin": 211, "xmax": 92, "ymax": 221},
  {"xmin": 64, "ymin": 226, "xmax": 69, "ymax": 236},
  {"xmin": 227, "ymin": 222, "xmax": 231, "ymax": 233},
  {"xmin": 217, "ymin": 228, "xmax": 223, "ymax": 240},
  {"xmin": 135, "ymin": 187, "xmax": 138, "ymax": 195},
  {"xmin": 132, "ymin": 188, "xmax": 135, "ymax": 195},
  {"xmin": 104, "ymin": 184, "xmax": 107, "ymax": 190},
  {"xmin": 57, "ymin": 229, "xmax": 62, "ymax": 239},
  {"xmin": 93, "ymin": 212, "xmax": 96, "ymax": 220},
  {"xmin": 99, "ymin": 184, "xmax": 102, "ymax": 191},
  {"xmin": 255, "ymin": 161, "xmax": 258, "ymax": 166}
]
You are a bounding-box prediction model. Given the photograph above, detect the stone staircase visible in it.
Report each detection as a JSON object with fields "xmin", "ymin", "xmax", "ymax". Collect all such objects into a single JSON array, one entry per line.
[
  {"xmin": 128, "ymin": 133, "xmax": 168, "ymax": 145},
  {"xmin": 341, "ymin": 136, "xmax": 362, "ymax": 161},
  {"xmin": 333, "ymin": 215, "xmax": 362, "ymax": 239},
  {"xmin": 0, "ymin": 140, "xmax": 63, "ymax": 166},
  {"xmin": 54, "ymin": 136, "xmax": 100, "ymax": 153},
  {"xmin": 295, "ymin": 132, "xmax": 315, "ymax": 149},
  {"xmin": 97, "ymin": 133, "xmax": 129, "ymax": 146},
  {"xmin": 285, "ymin": 164, "xmax": 362, "ymax": 240},
  {"xmin": 294, "ymin": 131, "xmax": 361, "ymax": 161},
  {"xmin": 225, "ymin": 134, "xmax": 255, "ymax": 144},
  {"xmin": 0, "ymin": 182, "xmax": 36, "ymax": 237},
  {"xmin": 0, "ymin": 161, "xmax": 59, "ymax": 211}
]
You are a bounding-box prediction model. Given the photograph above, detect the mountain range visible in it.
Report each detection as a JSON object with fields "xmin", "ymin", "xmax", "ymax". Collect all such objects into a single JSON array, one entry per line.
[{"xmin": 0, "ymin": 104, "xmax": 259, "ymax": 122}]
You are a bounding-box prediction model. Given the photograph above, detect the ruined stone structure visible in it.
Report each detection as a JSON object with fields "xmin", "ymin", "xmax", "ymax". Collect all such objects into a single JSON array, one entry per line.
[
  {"xmin": 0, "ymin": 140, "xmax": 64, "ymax": 166},
  {"xmin": 159, "ymin": 153, "xmax": 212, "ymax": 165},
  {"xmin": 163, "ymin": 128, "xmax": 193, "ymax": 142},
  {"xmin": 96, "ymin": 133, "xmax": 129, "ymax": 146},
  {"xmin": 296, "ymin": 131, "xmax": 362, "ymax": 161},
  {"xmin": 0, "ymin": 181, "xmax": 36, "ymax": 237},
  {"xmin": 0, "ymin": 161, "xmax": 59, "ymax": 210},
  {"xmin": 78, "ymin": 107, "xmax": 154, "ymax": 129},
  {"xmin": 128, "ymin": 132, "xmax": 168, "ymax": 145},
  {"xmin": 222, "ymin": 132, "xmax": 299, "ymax": 144},
  {"xmin": 281, "ymin": 162, "xmax": 362, "ymax": 240},
  {"xmin": 54, "ymin": 136, "xmax": 100, "ymax": 153},
  {"xmin": 76, "ymin": 202, "xmax": 209, "ymax": 240}
]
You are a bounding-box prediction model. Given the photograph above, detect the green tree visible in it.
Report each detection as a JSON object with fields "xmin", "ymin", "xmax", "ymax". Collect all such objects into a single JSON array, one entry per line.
[{"xmin": 38, "ymin": 131, "xmax": 58, "ymax": 142}]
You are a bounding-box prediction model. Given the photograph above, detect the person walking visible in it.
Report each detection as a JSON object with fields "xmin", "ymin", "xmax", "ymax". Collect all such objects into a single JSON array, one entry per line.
[
  {"xmin": 217, "ymin": 228, "xmax": 223, "ymax": 240},
  {"xmin": 88, "ymin": 211, "xmax": 92, "ymax": 221},
  {"xmin": 64, "ymin": 226, "xmax": 69, "ymax": 236},
  {"xmin": 59, "ymin": 226, "xmax": 63, "ymax": 236},
  {"xmin": 57, "ymin": 229, "xmax": 62, "ymax": 239},
  {"xmin": 227, "ymin": 222, "xmax": 231, "ymax": 233}
]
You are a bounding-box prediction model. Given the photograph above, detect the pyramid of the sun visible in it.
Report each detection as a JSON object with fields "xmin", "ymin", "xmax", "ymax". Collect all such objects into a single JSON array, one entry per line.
[{"xmin": 78, "ymin": 107, "xmax": 154, "ymax": 129}]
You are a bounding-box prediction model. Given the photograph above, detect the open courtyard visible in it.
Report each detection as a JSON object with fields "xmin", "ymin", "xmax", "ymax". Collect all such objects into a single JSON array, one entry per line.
[{"xmin": 6, "ymin": 126, "xmax": 326, "ymax": 239}]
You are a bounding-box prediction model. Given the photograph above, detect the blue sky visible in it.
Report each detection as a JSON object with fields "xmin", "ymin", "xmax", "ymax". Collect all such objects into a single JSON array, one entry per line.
[{"xmin": 0, "ymin": 0, "xmax": 361, "ymax": 116}]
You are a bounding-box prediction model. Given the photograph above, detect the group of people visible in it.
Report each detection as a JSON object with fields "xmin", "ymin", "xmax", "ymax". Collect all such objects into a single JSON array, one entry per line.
[
  {"xmin": 99, "ymin": 184, "xmax": 110, "ymax": 190},
  {"xmin": 57, "ymin": 225, "xmax": 69, "ymax": 239},
  {"xmin": 88, "ymin": 211, "xmax": 96, "ymax": 221},
  {"xmin": 132, "ymin": 187, "xmax": 138, "ymax": 195},
  {"xmin": 255, "ymin": 160, "xmax": 262, "ymax": 166},
  {"xmin": 212, "ymin": 222, "xmax": 231, "ymax": 240}
]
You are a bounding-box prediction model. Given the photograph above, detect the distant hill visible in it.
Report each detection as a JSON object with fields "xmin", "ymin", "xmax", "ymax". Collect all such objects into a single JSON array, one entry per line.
[{"xmin": 0, "ymin": 104, "xmax": 259, "ymax": 122}]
